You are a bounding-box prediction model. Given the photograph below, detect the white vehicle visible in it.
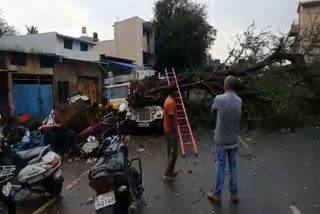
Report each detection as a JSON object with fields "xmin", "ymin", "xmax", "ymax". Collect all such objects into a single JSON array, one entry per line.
[
  {"xmin": 104, "ymin": 82, "xmax": 163, "ymax": 129},
  {"xmin": 0, "ymin": 145, "xmax": 64, "ymax": 202}
]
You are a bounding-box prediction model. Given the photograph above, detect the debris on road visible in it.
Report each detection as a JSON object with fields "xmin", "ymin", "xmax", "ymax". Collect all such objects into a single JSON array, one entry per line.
[
  {"xmin": 192, "ymin": 197, "xmax": 201, "ymax": 204},
  {"xmin": 86, "ymin": 158, "xmax": 94, "ymax": 164},
  {"xmin": 243, "ymin": 154, "xmax": 256, "ymax": 160},
  {"xmin": 85, "ymin": 197, "xmax": 94, "ymax": 204},
  {"xmin": 290, "ymin": 206, "xmax": 302, "ymax": 214},
  {"xmin": 138, "ymin": 148, "xmax": 145, "ymax": 153}
]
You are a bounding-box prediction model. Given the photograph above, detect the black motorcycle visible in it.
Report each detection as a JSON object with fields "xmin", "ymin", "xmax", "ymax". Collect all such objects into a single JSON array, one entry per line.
[{"xmin": 88, "ymin": 117, "xmax": 144, "ymax": 214}]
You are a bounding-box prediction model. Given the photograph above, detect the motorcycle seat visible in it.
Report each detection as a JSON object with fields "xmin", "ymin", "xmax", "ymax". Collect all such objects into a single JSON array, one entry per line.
[
  {"xmin": 89, "ymin": 157, "xmax": 124, "ymax": 179},
  {"xmin": 14, "ymin": 146, "xmax": 47, "ymax": 167}
]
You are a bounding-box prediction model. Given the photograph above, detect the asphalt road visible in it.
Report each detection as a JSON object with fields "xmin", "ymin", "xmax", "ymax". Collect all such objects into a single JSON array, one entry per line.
[{"xmin": 16, "ymin": 127, "xmax": 320, "ymax": 214}]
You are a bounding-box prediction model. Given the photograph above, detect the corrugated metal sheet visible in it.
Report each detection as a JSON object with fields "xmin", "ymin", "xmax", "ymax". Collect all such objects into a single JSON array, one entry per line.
[{"xmin": 100, "ymin": 60, "xmax": 139, "ymax": 69}]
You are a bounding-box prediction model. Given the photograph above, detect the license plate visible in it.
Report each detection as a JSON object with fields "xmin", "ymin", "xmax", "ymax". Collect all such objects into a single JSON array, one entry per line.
[
  {"xmin": 138, "ymin": 122, "xmax": 150, "ymax": 127},
  {"xmin": 95, "ymin": 191, "xmax": 116, "ymax": 210},
  {"xmin": 2, "ymin": 182, "xmax": 12, "ymax": 197}
]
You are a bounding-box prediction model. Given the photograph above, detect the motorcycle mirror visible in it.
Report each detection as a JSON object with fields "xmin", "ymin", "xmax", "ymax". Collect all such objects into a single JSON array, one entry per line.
[{"xmin": 119, "ymin": 103, "xmax": 126, "ymax": 112}]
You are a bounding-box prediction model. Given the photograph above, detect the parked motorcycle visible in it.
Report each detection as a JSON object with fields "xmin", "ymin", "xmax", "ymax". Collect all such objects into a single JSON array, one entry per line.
[
  {"xmin": 88, "ymin": 103, "xmax": 144, "ymax": 214},
  {"xmin": 80, "ymin": 113, "xmax": 117, "ymax": 156},
  {"xmin": 0, "ymin": 141, "xmax": 64, "ymax": 209}
]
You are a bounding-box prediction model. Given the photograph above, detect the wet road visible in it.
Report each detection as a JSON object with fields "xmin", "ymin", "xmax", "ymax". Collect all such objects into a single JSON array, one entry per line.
[{"xmin": 17, "ymin": 127, "xmax": 320, "ymax": 214}]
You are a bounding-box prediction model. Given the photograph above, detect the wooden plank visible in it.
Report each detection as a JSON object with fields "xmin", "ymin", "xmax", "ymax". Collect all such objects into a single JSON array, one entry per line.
[{"xmin": 77, "ymin": 77, "xmax": 98, "ymax": 104}]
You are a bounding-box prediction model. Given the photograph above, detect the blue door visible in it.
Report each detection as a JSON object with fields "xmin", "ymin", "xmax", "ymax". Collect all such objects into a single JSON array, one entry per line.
[{"xmin": 13, "ymin": 83, "xmax": 53, "ymax": 118}]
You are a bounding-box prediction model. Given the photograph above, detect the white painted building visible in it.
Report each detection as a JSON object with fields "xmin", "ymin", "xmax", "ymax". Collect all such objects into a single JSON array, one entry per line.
[{"xmin": 0, "ymin": 32, "xmax": 100, "ymax": 62}]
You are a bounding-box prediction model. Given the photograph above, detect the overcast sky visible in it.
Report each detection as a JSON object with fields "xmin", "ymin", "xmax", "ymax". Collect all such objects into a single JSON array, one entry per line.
[{"xmin": 1, "ymin": 0, "xmax": 299, "ymax": 60}]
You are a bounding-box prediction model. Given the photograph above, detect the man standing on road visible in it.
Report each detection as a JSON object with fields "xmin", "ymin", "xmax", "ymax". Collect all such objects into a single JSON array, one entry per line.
[
  {"xmin": 163, "ymin": 87, "xmax": 179, "ymax": 181},
  {"xmin": 207, "ymin": 75, "xmax": 242, "ymax": 204}
]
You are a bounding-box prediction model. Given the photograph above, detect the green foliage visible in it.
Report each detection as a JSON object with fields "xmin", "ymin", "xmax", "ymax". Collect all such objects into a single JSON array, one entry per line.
[
  {"xmin": 246, "ymin": 68, "xmax": 309, "ymax": 127},
  {"xmin": 0, "ymin": 10, "xmax": 17, "ymax": 37},
  {"xmin": 26, "ymin": 25, "xmax": 38, "ymax": 35},
  {"xmin": 187, "ymin": 90, "xmax": 213, "ymax": 130},
  {"xmin": 153, "ymin": 0, "xmax": 216, "ymax": 71}
]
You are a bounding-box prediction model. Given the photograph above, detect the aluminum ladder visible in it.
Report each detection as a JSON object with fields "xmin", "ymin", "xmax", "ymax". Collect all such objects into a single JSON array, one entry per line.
[{"xmin": 164, "ymin": 68, "xmax": 198, "ymax": 157}]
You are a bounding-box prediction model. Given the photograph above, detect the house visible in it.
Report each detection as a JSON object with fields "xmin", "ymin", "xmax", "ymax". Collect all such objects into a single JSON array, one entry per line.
[
  {"xmin": 0, "ymin": 32, "xmax": 103, "ymax": 118},
  {"xmin": 94, "ymin": 16, "xmax": 155, "ymax": 67},
  {"xmin": 289, "ymin": 0, "xmax": 320, "ymax": 57},
  {"xmin": 289, "ymin": 0, "xmax": 320, "ymax": 36}
]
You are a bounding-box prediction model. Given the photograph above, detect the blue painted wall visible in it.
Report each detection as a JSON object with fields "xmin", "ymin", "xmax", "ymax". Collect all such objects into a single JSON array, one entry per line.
[{"xmin": 13, "ymin": 83, "xmax": 53, "ymax": 118}]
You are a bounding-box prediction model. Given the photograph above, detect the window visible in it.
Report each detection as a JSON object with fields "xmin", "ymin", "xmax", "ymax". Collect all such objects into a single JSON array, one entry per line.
[
  {"xmin": 64, "ymin": 39, "xmax": 73, "ymax": 49},
  {"xmin": 57, "ymin": 81, "xmax": 69, "ymax": 104},
  {"xmin": 80, "ymin": 43, "xmax": 88, "ymax": 51},
  {"xmin": 10, "ymin": 53, "xmax": 26, "ymax": 66},
  {"xmin": 40, "ymin": 56, "xmax": 55, "ymax": 68},
  {"xmin": 106, "ymin": 86, "xmax": 129, "ymax": 99}
]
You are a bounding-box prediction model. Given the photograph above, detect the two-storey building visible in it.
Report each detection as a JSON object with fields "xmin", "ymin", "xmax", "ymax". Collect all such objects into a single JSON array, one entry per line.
[
  {"xmin": 289, "ymin": 0, "xmax": 320, "ymax": 59},
  {"xmin": 94, "ymin": 16, "xmax": 155, "ymax": 67},
  {"xmin": 0, "ymin": 32, "xmax": 102, "ymax": 117}
]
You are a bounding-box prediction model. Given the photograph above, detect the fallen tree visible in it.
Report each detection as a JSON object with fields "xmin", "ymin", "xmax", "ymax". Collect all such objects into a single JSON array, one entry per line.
[{"xmin": 128, "ymin": 21, "xmax": 320, "ymax": 127}]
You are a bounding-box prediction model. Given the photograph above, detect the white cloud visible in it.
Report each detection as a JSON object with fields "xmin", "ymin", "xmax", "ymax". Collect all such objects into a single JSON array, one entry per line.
[{"xmin": 1, "ymin": 0, "xmax": 113, "ymax": 39}]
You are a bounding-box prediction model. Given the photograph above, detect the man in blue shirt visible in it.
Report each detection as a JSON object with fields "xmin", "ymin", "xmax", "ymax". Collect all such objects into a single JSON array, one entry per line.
[{"xmin": 207, "ymin": 75, "xmax": 242, "ymax": 204}]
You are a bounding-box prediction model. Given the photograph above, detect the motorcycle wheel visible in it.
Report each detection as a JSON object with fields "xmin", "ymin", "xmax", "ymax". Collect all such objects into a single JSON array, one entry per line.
[
  {"xmin": 128, "ymin": 204, "xmax": 139, "ymax": 214},
  {"xmin": 97, "ymin": 205, "xmax": 114, "ymax": 214},
  {"xmin": 45, "ymin": 180, "xmax": 63, "ymax": 196}
]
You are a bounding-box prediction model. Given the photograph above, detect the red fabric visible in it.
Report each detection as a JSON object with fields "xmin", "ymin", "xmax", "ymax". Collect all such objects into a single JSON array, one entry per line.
[{"xmin": 18, "ymin": 113, "xmax": 32, "ymax": 123}]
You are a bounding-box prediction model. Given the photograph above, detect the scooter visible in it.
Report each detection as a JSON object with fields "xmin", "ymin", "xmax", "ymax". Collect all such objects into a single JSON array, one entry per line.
[
  {"xmin": 88, "ymin": 104, "xmax": 144, "ymax": 214},
  {"xmin": 0, "ymin": 143, "xmax": 64, "ymax": 207}
]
